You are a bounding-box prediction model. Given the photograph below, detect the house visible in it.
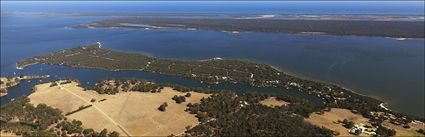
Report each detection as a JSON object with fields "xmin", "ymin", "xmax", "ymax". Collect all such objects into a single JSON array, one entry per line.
[{"xmin": 349, "ymin": 123, "xmax": 377, "ymax": 136}]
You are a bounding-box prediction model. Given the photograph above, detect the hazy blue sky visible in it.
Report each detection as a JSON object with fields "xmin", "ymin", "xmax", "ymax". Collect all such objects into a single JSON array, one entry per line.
[{"xmin": 1, "ymin": 1, "xmax": 424, "ymax": 15}]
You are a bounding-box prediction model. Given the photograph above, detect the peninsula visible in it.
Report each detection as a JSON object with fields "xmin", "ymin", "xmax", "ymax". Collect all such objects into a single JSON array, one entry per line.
[
  {"xmin": 16, "ymin": 43, "xmax": 425, "ymax": 135},
  {"xmin": 75, "ymin": 18, "xmax": 425, "ymax": 38},
  {"xmin": 0, "ymin": 75, "xmax": 49, "ymax": 97}
]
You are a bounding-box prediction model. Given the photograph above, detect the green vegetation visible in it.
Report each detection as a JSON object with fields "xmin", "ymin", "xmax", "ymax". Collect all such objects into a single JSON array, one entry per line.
[
  {"xmin": 0, "ymin": 88, "xmax": 6, "ymax": 94},
  {"xmin": 85, "ymin": 78, "xmax": 163, "ymax": 94},
  {"xmin": 172, "ymin": 95, "xmax": 186, "ymax": 104},
  {"xmin": 16, "ymin": 45, "xmax": 424, "ymax": 135},
  {"xmin": 341, "ymin": 119, "xmax": 355, "ymax": 129},
  {"xmin": 80, "ymin": 18, "xmax": 425, "ymax": 38},
  {"xmin": 185, "ymin": 93, "xmax": 191, "ymax": 97},
  {"xmin": 158, "ymin": 102, "xmax": 168, "ymax": 112},
  {"xmin": 0, "ymin": 96, "xmax": 63, "ymax": 130},
  {"xmin": 1, "ymin": 75, "xmax": 50, "ymax": 97},
  {"xmin": 65, "ymin": 105, "xmax": 93, "ymax": 116},
  {"xmin": 0, "ymin": 96, "xmax": 119, "ymax": 137},
  {"xmin": 60, "ymin": 80, "xmax": 72, "ymax": 85},
  {"xmin": 50, "ymin": 82, "xmax": 58, "ymax": 87},
  {"xmin": 417, "ymin": 129, "xmax": 425, "ymax": 135},
  {"xmin": 99, "ymin": 98, "xmax": 107, "ymax": 102},
  {"xmin": 375, "ymin": 126, "xmax": 396, "ymax": 137},
  {"xmin": 184, "ymin": 92, "xmax": 334, "ymax": 136}
]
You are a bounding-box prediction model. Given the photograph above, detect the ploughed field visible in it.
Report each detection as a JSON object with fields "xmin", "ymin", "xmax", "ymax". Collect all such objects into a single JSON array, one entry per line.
[{"xmin": 76, "ymin": 18, "xmax": 425, "ymax": 38}]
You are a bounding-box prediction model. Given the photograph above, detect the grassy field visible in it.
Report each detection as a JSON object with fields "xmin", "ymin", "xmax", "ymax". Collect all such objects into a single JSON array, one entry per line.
[
  {"xmin": 259, "ymin": 97, "xmax": 289, "ymax": 108},
  {"xmin": 306, "ymin": 108, "xmax": 370, "ymax": 136},
  {"xmin": 0, "ymin": 131, "xmax": 18, "ymax": 137},
  {"xmin": 29, "ymin": 82, "xmax": 210, "ymax": 136},
  {"xmin": 382, "ymin": 122, "xmax": 425, "ymax": 137}
]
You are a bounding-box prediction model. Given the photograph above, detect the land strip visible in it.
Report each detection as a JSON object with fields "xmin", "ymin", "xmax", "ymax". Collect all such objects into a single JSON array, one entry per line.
[
  {"xmin": 0, "ymin": 75, "xmax": 49, "ymax": 97},
  {"xmin": 17, "ymin": 43, "xmax": 425, "ymax": 135},
  {"xmin": 76, "ymin": 18, "xmax": 425, "ymax": 38}
]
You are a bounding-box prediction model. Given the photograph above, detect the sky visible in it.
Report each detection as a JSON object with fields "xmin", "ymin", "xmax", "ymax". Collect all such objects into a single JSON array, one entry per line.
[{"xmin": 1, "ymin": 1, "xmax": 424, "ymax": 15}]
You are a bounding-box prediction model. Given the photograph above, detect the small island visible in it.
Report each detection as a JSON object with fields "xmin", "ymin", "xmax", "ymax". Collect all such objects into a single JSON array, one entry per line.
[
  {"xmin": 16, "ymin": 43, "xmax": 425, "ymax": 136},
  {"xmin": 0, "ymin": 75, "xmax": 49, "ymax": 97}
]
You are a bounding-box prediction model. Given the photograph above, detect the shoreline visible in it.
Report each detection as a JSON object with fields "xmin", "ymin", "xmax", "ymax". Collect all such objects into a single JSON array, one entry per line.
[
  {"xmin": 78, "ymin": 24, "xmax": 425, "ymax": 40},
  {"xmin": 77, "ymin": 17, "xmax": 425, "ymax": 38},
  {"xmin": 0, "ymin": 75, "xmax": 50, "ymax": 97},
  {"xmin": 15, "ymin": 44, "xmax": 425, "ymax": 120}
]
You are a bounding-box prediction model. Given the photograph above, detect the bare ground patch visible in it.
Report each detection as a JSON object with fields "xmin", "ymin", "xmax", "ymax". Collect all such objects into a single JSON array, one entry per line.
[{"xmin": 259, "ymin": 97, "xmax": 289, "ymax": 108}]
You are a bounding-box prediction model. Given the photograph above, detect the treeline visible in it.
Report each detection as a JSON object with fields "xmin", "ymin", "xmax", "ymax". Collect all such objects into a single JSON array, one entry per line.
[
  {"xmin": 85, "ymin": 78, "xmax": 163, "ymax": 94},
  {"xmin": 184, "ymin": 92, "xmax": 334, "ymax": 136},
  {"xmin": 84, "ymin": 78, "xmax": 221, "ymax": 95},
  {"xmin": 89, "ymin": 18, "xmax": 425, "ymax": 38},
  {"xmin": 0, "ymin": 96, "xmax": 119, "ymax": 137},
  {"xmin": 65, "ymin": 104, "xmax": 93, "ymax": 116},
  {"xmin": 0, "ymin": 96, "xmax": 63, "ymax": 131},
  {"xmin": 55, "ymin": 120, "xmax": 119, "ymax": 137}
]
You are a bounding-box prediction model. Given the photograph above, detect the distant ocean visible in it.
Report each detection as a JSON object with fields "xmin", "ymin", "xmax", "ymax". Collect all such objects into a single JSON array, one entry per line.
[{"xmin": 1, "ymin": 1, "xmax": 424, "ymax": 15}]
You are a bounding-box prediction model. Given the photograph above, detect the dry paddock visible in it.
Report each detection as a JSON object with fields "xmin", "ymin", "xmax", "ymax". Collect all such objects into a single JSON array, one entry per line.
[{"xmin": 29, "ymin": 82, "xmax": 210, "ymax": 136}]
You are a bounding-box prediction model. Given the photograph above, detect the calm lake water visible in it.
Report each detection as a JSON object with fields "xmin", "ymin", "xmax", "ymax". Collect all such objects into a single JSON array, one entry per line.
[{"xmin": 1, "ymin": 2, "xmax": 424, "ymax": 117}]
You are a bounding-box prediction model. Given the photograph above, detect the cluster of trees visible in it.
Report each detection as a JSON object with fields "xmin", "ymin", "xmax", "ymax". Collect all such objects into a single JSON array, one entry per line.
[
  {"xmin": 0, "ymin": 96, "xmax": 120, "ymax": 137},
  {"xmin": 184, "ymin": 92, "xmax": 334, "ymax": 136},
  {"xmin": 50, "ymin": 82, "xmax": 58, "ymax": 87},
  {"xmin": 0, "ymin": 96, "xmax": 63, "ymax": 130},
  {"xmin": 341, "ymin": 119, "xmax": 355, "ymax": 129},
  {"xmin": 87, "ymin": 78, "xmax": 163, "ymax": 94},
  {"xmin": 417, "ymin": 129, "xmax": 425, "ymax": 135},
  {"xmin": 88, "ymin": 85, "xmax": 119, "ymax": 95},
  {"xmin": 92, "ymin": 18, "xmax": 425, "ymax": 38},
  {"xmin": 158, "ymin": 102, "xmax": 168, "ymax": 112},
  {"xmin": 375, "ymin": 126, "xmax": 396, "ymax": 137},
  {"xmin": 65, "ymin": 105, "xmax": 93, "ymax": 116},
  {"xmin": 172, "ymin": 95, "xmax": 186, "ymax": 104},
  {"xmin": 131, "ymin": 82, "xmax": 162, "ymax": 93},
  {"xmin": 165, "ymin": 84, "xmax": 214, "ymax": 94},
  {"xmin": 60, "ymin": 80, "xmax": 72, "ymax": 85},
  {"xmin": 55, "ymin": 120, "xmax": 118, "ymax": 137},
  {"xmin": 185, "ymin": 93, "xmax": 191, "ymax": 97},
  {"xmin": 0, "ymin": 77, "xmax": 20, "ymax": 88}
]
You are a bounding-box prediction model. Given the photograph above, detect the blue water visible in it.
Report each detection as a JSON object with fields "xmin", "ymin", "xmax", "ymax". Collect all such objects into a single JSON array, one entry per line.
[
  {"xmin": 1, "ymin": 1, "xmax": 424, "ymax": 117},
  {"xmin": 1, "ymin": 1, "xmax": 424, "ymax": 15},
  {"xmin": 0, "ymin": 64, "xmax": 324, "ymax": 106}
]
